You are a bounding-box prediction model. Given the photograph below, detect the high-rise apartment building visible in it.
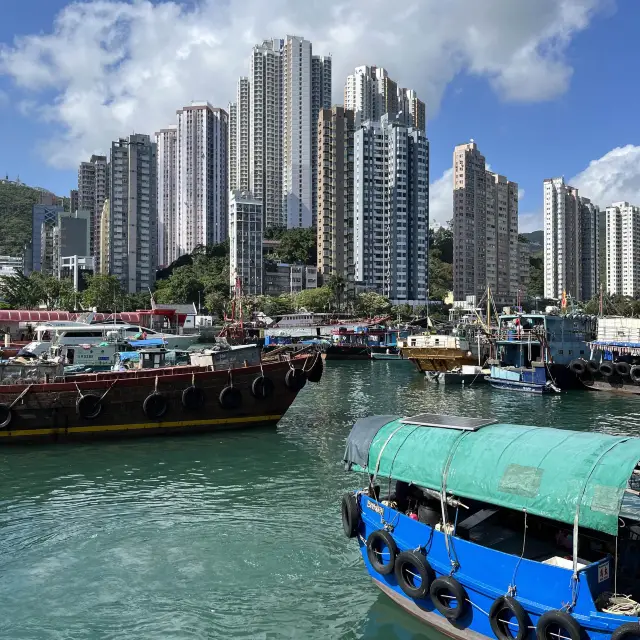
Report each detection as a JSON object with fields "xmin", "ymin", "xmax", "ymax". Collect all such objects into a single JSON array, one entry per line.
[
  {"xmin": 452, "ymin": 142, "xmax": 519, "ymax": 305},
  {"xmin": 344, "ymin": 67, "xmax": 425, "ymax": 132},
  {"xmin": 249, "ymin": 39, "xmax": 283, "ymax": 229},
  {"xmin": 70, "ymin": 189, "xmax": 78, "ymax": 213},
  {"xmin": 605, "ymin": 201, "xmax": 640, "ymax": 297},
  {"xmin": 354, "ymin": 114, "xmax": 428, "ymax": 303},
  {"xmin": 311, "ymin": 55, "xmax": 332, "ymax": 225},
  {"xmin": 518, "ymin": 241, "xmax": 531, "ymax": 300},
  {"xmin": 109, "ymin": 134, "xmax": 158, "ymax": 293},
  {"xmin": 176, "ymin": 103, "xmax": 228, "ymax": 256},
  {"xmin": 156, "ymin": 125, "xmax": 178, "ymax": 268},
  {"xmin": 229, "ymin": 190, "xmax": 263, "ymax": 296},
  {"xmin": 228, "ymin": 101, "xmax": 237, "ymax": 192},
  {"xmin": 317, "ymin": 106, "xmax": 355, "ymax": 288},
  {"xmin": 543, "ymin": 177, "xmax": 599, "ymax": 301},
  {"xmin": 77, "ymin": 154, "xmax": 108, "ymax": 263},
  {"xmin": 99, "ymin": 199, "xmax": 110, "ymax": 275},
  {"xmin": 228, "ymin": 77, "xmax": 251, "ymax": 193}
]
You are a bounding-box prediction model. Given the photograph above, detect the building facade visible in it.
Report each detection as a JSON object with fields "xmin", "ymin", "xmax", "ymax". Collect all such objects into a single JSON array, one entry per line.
[
  {"xmin": 229, "ymin": 190, "xmax": 263, "ymax": 296},
  {"xmin": 398, "ymin": 88, "xmax": 426, "ymax": 132},
  {"xmin": 311, "ymin": 55, "xmax": 332, "ymax": 225},
  {"xmin": 605, "ymin": 201, "xmax": 640, "ymax": 297},
  {"xmin": 70, "ymin": 189, "xmax": 78, "ymax": 213},
  {"xmin": 156, "ymin": 125, "xmax": 178, "ymax": 267},
  {"xmin": 543, "ymin": 177, "xmax": 599, "ymax": 301},
  {"xmin": 263, "ymin": 263, "xmax": 318, "ymax": 296},
  {"xmin": 354, "ymin": 115, "xmax": 428, "ymax": 304},
  {"xmin": 30, "ymin": 204, "xmax": 64, "ymax": 273},
  {"xmin": 518, "ymin": 241, "xmax": 531, "ymax": 301},
  {"xmin": 453, "ymin": 142, "xmax": 519, "ymax": 305},
  {"xmin": 228, "ymin": 77, "xmax": 251, "ymax": 193},
  {"xmin": 99, "ymin": 199, "xmax": 110, "ymax": 275},
  {"xmin": 176, "ymin": 103, "xmax": 229, "ymax": 256},
  {"xmin": 77, "ymin": 154, "xmax": 108, "ymax": 263},
  {"xmin": 317, "ymin": 106, "xmax": 355, "ymax": 289},
  {"xmin": 109, "ymin": 134, "xmax": 158, "ymax": 293}
]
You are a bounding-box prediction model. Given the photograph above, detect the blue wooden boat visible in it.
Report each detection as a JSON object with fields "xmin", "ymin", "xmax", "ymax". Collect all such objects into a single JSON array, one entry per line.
[
  {"xmin": 486, "ymin": 363, "xmax": 560, "ymax": 393},
  {"xmin": 342, "ymin": 413, "xmax": 640, "ymax": 640}
]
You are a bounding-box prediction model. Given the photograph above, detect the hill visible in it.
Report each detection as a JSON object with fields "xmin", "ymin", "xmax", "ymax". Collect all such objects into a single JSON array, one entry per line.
[{"xmin": 521, "ymin": 230, "xmax": 543, "ymax": 251}]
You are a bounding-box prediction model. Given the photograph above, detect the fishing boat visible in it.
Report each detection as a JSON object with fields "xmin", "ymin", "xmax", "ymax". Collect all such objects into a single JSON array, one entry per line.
[
  {"xmin": 370, "ymin": 352, "xmax": 406, "ymax": 361},
  {"xmin": 342, "ymin": 413, "xmax": 640, "ymax": 640},
  {"xmin": 0, "ymin": 349, "xmax": 323, "ymax": 443},
  {"xmin": 323, "ymin": 327, "xmax": 409, "ymax": 361},
  {"xmin": 400, "ymin": 333, "xmax": 483, "ymax": 373},
  {"xmin": 486, "ymin": 361, "xmax": 560, "ymax": 394}
]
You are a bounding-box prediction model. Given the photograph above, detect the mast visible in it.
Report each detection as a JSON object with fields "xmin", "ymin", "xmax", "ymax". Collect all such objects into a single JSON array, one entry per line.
[{"xmin": 599, "ymin": 282, "xmax": 603, "ymax": 318}]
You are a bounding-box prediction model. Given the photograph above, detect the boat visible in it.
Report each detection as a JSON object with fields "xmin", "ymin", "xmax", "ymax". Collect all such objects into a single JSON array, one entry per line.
[
  {"xmin": 323, "ymin": 327, "xmax": 410, "ymax": 361},
  {"xmin": 572, "ymin": 318, "xmax": 640, "ymax": 395},
  {"xmin": 426, "ymin": 365, "xmax": 488, "ymax": 385},
  {"xmin": 490, "ymin": 312, "xmax": 596, "ymax": 391},
  {"xmin": 370, "ymin": 352, "xmax": 406, "ymax": 361},
  {"xmin": 342, "ymin": 412, "xmax": 640, "ymax": 640},
  {"xmin": 0, "ymin": 348, "xmax": 323, "ymax": 443},
  {"xmin": 400, "ymin": 333, "xmax": 486, "ymax": 373}
]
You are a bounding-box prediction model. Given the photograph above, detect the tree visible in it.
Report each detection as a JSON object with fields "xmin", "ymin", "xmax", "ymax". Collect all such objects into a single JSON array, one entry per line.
[
  {"xmin": 272, "ymin": 228, "xmax": 317, "ymax": 265},
  {"xmin": 204, "ymin": 291, "xmax": 226, "ymax": 317},
  {"xmin": 253, "ymin": 294, "xmax": 295, "ymax": 316},
  {"xmin": 356, "ymin": 292, "xmax": 392, "ymax": 318},
  {"xmin": 154, "ymin": 265, "xmax": 203, "ymax": 305},
  {"xmin": 528, "ymin": 252, "xmax": 544, "ymax": 297},
  {"xmin": 81, "ymin": 274, "xmax": 126, "ymax": 311},
  {"xmin": 326, "ymin": 274, "xmax": 347, "ymax": 311},
  {"xmin": 295, "ymin": 286, "xmax": 333, "ymax": 312}
]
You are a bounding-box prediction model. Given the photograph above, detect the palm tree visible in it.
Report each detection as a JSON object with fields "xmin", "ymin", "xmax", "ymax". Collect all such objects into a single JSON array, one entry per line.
[{"xmin": 326, "ymin": 274, "xmax": 347, "ymax": 312}]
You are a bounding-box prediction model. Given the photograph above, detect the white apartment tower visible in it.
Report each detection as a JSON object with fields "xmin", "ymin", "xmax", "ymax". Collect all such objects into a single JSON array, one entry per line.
[
  {"xmin": 543, "ymin": 177, "xmax": 599, "ymax": 301},
  {"xmin": 228, "ymin": 101, "xmax": 237, "ymax": 192},
  {"xmin": 229, "ymin": 77, "xmax": 251, "ymax": 192},
  {"xmin": 176, "ymin": 102, "xmax": 229, "ymax": 256},
  {"xmin": 606, "ymin": 202, "xmax": 640, "ymax": 297},
  {"xmin": 229, "ymin": 190, "xmax": 263, "ymax": 296},
  {"xmin": 109, "ymin": 134, "xmax": 158, "ymax": 293},
  {"xmin": 453, "ymin": 142, "xmax": 519, "ymax": 305},
  {"xmin": 354, "ymin": 115, "xmax": 429, "ymax": 303},
  {"xmin": 156, "ymin": 125, "xmax": 178, "ymax": 267},
  {"xmin": 77, "ymin": 154, "xmax": 108, "ymax": 264}
]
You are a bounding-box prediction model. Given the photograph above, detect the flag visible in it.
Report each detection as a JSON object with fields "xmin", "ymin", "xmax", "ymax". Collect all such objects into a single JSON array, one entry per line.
[{"xmin": 561, "ymin": 290, "xmax": 567, "ymax": 309}]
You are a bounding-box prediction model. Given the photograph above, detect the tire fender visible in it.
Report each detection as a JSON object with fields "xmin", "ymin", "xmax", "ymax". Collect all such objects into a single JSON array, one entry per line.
[
  {"xmin": 366, "ymin": 529, "xmax": 397, "ymax": 576},
  {"xmin": 219, "ymin": 386, "xmax": 242, "ymax": 410},
  {"xmin": 285, "ymin": 368, "xmax": 307, "ymax": 391},
  {"xmin": 394, "ymin": 550, "xmax": 434, "ymax": 600},
  {"xmin": 489, "ymin": 596, "xmax": 529, "ymax": 640},
  {"xmin": 612, "ymin": 622, "xmax": 640, "ymax": 640},
  {"xmin": 143, "ymin": 392, "xmax": 168, "ymax": 420},
  {"xmin": 76, "ymin": 393, "xmax": 103, "ymax": 420},
  {"xmin": 429, "ymin": 576, "xmax": 467, "ymax": 620},
  {"xmin": 181, "ymin": 386, "xmax": 205, "ymax": 411},
  {"xmin": 341, "ymin": 493, "xmax": 359, "ymax": 538},
  {"xmin": 536, "ymin": 610, "xmax": 581, "ymax": 640},
  {"xmin": 251, "ymin": 376, "xmax": 275, "ymax": 399}
]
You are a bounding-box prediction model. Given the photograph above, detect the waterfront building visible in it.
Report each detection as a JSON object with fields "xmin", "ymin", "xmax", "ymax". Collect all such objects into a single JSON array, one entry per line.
[
  {"xmin": 77, "ymin": 154, "xmax": 108, "ymax": 263},
  {"xmin": 229, "ymin": 190, "xmax": 263, "ymax": 296},
  {"xmin": 354, "ymin": 114, "xmax": 428, "ymax": 304},
  {"xmin": 317, "ymin": 106, "xmax": 355, "ymax": 290},
  {"xmin": 453, "ymin": 141, "xmax": 519, "ymax": 306},
  {"xmin": 605, "ymin": 201, "xmax": 640, "ymax": 297},
  {"xmin": 176, "ymin": 103, "xmax": 229, "ymax": 255},
  {"xmin": 156, "ymin": 125, "xmax": 178, "ymax": 267},
  {"xmin": 263, "ymin": 263, "xmax": 318, "ymax": 296},
  {"xmin": 543, "ymin": 177, "xmax": 599, "ymax": 301},
  {"xmin": 109, "ymin": 134, "xmax": 158, "ymax": 293}
]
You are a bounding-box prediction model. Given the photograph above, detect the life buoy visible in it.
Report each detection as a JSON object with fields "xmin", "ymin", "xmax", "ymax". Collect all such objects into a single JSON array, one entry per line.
[
  {"xmin": 612, "ymin": 622, "xmax": 640, "ymax": 640},
  {"xmin": 489, "ymin": 596, "xmax": 529, "ymax": 640},
  {"xmin": 143, "ymin": 392, "xmax": 168, "ymax": 419},
  {"xmin": 306, "ymin": 353, "xmax": 324, "ymax": 383},
  {"xmin": 219, "ymin": 386, "xmax": 242, "ymax": 410},
  {"xmin": 429, "ymin": 576, "xmax": 467, "ymax": 620},
  {"xmin": 630, "ymin": 366, "xmax": 640, "ymax": 383},
  {"xmin": 251, "ymin": 376, "xmax": 274, "ymax": 399},
  {"xmin": 587, "ymin": 360, "xmax": 599, "ymax": 374},
  {"xmin": 0, "ymin": 403, "xmax": 12, "ymax": 429},
  {"xmin": 569, "ymin": 359, "xmax": 586, "ymax": 375},
  {"xmin": 600, "ymin": 362, "xmax": 614, "ymax": 377},
  {"xmin": 181, "ymin": 386, "xmax": 205, "ymax": 411},
  {"xmin": 285, "ymin": 368, "xmax": 307, "ymax": 391},
  {"xmin": 76, "ymin": 393, "xmax": 103, "ymax": 419},
  {"xmin": 536, "ymin": 610, "xmax": 581, "ymax": 640},
  {"xmin": 394, "ymin": 550, "xmax": 434, "ymax": 600},
  {"xmin": 366, "ymin": 529, "xmax": 397, "ymax": 575},
  {"xmin": 341, "ymin": 493, "xmax": 359, "ymax": 538},
  {"xmin": 616, "ymin": 362, "xmax": 631, "ymax": 377}
]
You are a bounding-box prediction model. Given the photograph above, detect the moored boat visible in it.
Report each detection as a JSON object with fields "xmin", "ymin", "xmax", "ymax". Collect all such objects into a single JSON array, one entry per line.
[
  {"xmin": 400, "ymin": 334, "xmax": 483, "ymax": 373},
  {"xmin": 0, "ymin": 350, "xmax": 323, "ymax": 443},
  {"xmin": 342, "ymin": 413, "xmax": 640, "ymax": 640},
  {"xmin": 486, "ymin": 361, "xmax": 560, "ymax": 393}
]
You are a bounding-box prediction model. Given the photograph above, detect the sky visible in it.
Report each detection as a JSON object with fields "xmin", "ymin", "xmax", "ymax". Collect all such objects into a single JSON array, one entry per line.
[{"xmin": 0, "ymin": 0, "xmax": 639, "ymax": 233}]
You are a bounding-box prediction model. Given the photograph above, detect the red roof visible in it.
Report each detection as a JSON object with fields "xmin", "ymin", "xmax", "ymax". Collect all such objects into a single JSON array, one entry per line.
[{"xmin": 0, "ymin": 310, "xmax": 75, "ymax": 323}]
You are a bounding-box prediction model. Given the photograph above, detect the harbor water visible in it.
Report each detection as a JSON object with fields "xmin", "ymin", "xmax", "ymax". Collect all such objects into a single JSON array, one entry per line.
[{"xmin": 2, "ymin": 361, "xmax": 640, "ymax": 639}]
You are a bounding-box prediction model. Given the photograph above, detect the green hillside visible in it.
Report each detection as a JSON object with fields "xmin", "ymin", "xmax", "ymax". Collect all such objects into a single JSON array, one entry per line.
[{"xmin": 0, "ymin": 182, "xmax": 41, "ymax": 256}]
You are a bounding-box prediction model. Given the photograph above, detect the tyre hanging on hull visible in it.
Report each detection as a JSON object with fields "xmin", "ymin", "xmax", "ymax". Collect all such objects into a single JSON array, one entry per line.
[
  {"xmin": 341, "ymin": 493, "xmax": 359, "ymax": 538},
  {"xmin": 536, "ymin": 610, "xmax": 581, "ymax": 640},
  {"xmin": 394, "ymin": 550, "xmax": 434, "ymax": 600},
  {"xmin": 143, "ymin": 392, "xmax": 168, "ymax": 420},
  {"xmin": 489, "ymin": 596, "xmax": 529, "ymax": 640},
  {"xmin": 429, "ymin": 576, "xmax": 467, "ymax": 620},
  {"xmin": 569, "ymin": 359, "xmax": 586, "ymax": 376},
  {"xmin": 616, "ymin": 362, "xmax": 631, "ymax": 377},
  {"xmin": 285, "ymin": 368, "xmax": 307, "ymax": 392},
  {"xmin": 366, "ymin": 529, "xmax": 397, "ymax": 575},
  {"xmin": 76, "ymin": 393, "xmax": 103, "ymax": 419},
  {"xmin": 612, "ymin": 622, "xmax": 640, "ymax": 640},
  {"xmin": 219, "ymin": 386, "xmax": 242, "ymax": 410},
  {"xmin": 181, "ymin": 386, "xmax": 205, "ymax": 411},
  {"xmin": 600, "ymin": 362, "xmax": 615, "ymax": 377},
  {"xmin": 306, "ymin": 352, "xmax": 324, "ymax": 383},
  {"xmin": 251, "ymin": 375, "xmax": 274, "ymax": 399},
  {"xmin": 630, "ymin": 366, "xmax": 640, "ymax": 384}
]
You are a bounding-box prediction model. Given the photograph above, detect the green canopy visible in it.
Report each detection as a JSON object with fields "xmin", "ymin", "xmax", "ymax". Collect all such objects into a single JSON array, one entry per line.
[{"xmin": 349, "ymin": 417, "xmax": 640, "ymax": 535}]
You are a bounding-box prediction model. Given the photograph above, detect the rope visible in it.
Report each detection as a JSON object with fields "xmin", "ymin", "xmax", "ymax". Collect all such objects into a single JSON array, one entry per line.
[
  {"xmin": 602, "ymin": 594, "xmax": 640, "ymax": 616},
  {"xmin": 98, "ymin": 378, "xmax": 119, "ymax": 402},
  {"xmin": 507, "ymin": 510, "xmax": 527, "ymax": 597},
  {"xmin": 9, "ymin": 384, "xmax": 32, "ymax": 409}
]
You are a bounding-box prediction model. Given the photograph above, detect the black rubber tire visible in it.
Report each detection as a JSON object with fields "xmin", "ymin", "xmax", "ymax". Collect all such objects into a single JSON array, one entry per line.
[
  {"xmin": 306, "ymin": 353, "xmax": 324, "ymax": 383},
  {"xmin": 341, "ymin": 493, "xmax": 359, "ymax": 538},
  {"xmin": 0, "ymin": 403, "xmax": 12, "ymax": 429},
  {"xmin": 569, "ymin": 359, "xmax": 586, "ymax": 375},
  {"xmin": 600, "ymin": 362, "xmax": 615, "ymax": 377},
  {"xmin": 181, "ymin": 386, "xmax": 205, "ymax": 411},
  {"xmin": 536, "ymin": 610, "xmax": 581, "ymax": 640},
  {"xmin": 587, "ymin": 360, "xmax": 599, "ymax": 374},
  {"xmin": 612, "ymin": 622, "xmax": 640, "ymax": 640},
  {"xmin": 285, "ymin": 368, "xmax": 307, "ymax": 392},
  {"xmin": 631, "ymin": 366, "xmax": 640, "ymax": 384},
  {"xmin": 366, "ymin": 529, "xmax": 397, "ymax": 575},
  {"xmin": 429, "ymin": 576, "xmax": 467, "ymax": 620},
  {"xmin": 219, "ymin": 386, "xmax": 242, "ymax": 410},
  {"xmin": 489, "ymin": 596, "xmax": 529, "ymax": 640},
  {"xmin": 394, "ymin": 550, "xmax": 434, "ymax": 600},
  {"xmin": 76, "ymin": 393, "xmax": 103, "ymax": 420},
  {"xmin": 616, "ymin": 362, "xmax": 632, "ymax": 377},
  {"xmin": 251, "ymin": 376, "xmax": 275, "ymax": 399},
  {"xmin": 143, "ymin": 392, "xmax": 168, "ymax": 420}
]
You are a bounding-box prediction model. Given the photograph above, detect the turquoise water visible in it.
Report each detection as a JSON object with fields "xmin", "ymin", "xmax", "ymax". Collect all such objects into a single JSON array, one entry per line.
[{"xmin": 1, "ymin": 361, "xmax": 640, "ymax": 639}]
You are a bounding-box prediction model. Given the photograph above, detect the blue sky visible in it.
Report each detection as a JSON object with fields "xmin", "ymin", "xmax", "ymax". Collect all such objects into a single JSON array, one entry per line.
[{"xmin": 1, "ymin": 0, "xmax": 639, "ymax": 232}]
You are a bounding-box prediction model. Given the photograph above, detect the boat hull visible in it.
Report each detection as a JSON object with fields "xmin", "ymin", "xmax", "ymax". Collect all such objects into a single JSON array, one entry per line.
[
  {"xmin": 370, "ymin": 353, "xmax": 406, "ymax": 361},
  {"xmin": 581, "ymin": 377, "xmax": 640, "ymax": 394},
  {"xmin": 403, "ymin": 348, "xmax": 479, "ymax": 373},
  {"xmin": 322, "ymin": 346, "xmax": 371, "ymax": 360},
  {"xmin": 0, "ymin": 355, "xmax": 319, "ymax": 444},
  {"xmin": 486, "ymin": 377, "xmax": 550, "ymax": 393}
]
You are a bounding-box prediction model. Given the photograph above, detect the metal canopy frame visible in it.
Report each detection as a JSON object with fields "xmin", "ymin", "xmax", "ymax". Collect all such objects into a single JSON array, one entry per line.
[{"xmin": 400, "ymin": 413, "xmax": 496, "ymax": 431}]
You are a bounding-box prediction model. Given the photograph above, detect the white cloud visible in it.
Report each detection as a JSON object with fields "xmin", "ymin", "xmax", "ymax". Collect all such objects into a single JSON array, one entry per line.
[
  {"xmin": 429, "ymin": 168, "xmax": 453, "ymax": 228},
  {"xmin": 518, "ymin": 188, "xmax": 525, "ymax": 200},
  {"xmin": 0, "ymin": 0, "xmax": 605, "ymax": 168},
  {"xmin": 571, "ymin": 145, "xmax": 640, "ymax": 207},
  {"xmin": 518, "ymin": 211, "xmax": 543, "ymax": 233}
]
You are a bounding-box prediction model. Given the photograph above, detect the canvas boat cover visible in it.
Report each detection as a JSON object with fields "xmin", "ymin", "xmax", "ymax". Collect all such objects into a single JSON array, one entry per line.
[{"xmin": 343, "ymin": 415, "xmax": 640, "ymax": 535}]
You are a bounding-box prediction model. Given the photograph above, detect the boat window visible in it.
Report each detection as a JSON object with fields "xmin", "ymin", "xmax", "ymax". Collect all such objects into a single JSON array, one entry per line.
[{"xmin": 61, "ymin": 331, "xmax": 104, "ymax": 338}]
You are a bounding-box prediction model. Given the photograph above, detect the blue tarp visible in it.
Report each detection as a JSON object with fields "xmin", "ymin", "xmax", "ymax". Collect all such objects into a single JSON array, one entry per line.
[{"xmin": 127, "ymin": 338, "xmax": 166, "ymax": 347}]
